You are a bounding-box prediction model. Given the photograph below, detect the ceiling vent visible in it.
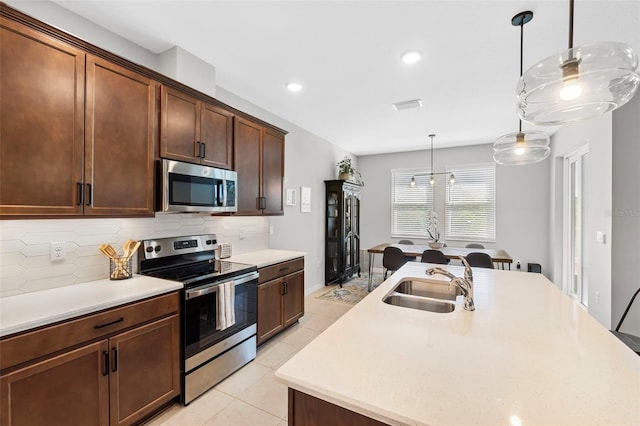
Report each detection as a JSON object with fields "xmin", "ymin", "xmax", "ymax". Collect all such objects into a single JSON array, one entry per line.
[{"xmin": 392, "ymin": 99, "xmax": 423, "ymax": 111}]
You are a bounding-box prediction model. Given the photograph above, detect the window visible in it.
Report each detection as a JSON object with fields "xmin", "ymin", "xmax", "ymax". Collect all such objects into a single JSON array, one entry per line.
[
  {"xmin": 445, "ymin": 163, "xmax": 496, "ymax": 241},
  {"xmin": 391, "ymin": 169, "xmax": 433, "ymax": 238}
]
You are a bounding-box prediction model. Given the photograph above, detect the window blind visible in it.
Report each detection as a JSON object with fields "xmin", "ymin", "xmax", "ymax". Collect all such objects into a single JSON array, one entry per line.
[
  {"xmin": 445, "ymin": 164, "xmax": 496, "ymax": 241},
  {"xmin": 391, "ymin": 169, "xmax": 433, "ymax": 238}
]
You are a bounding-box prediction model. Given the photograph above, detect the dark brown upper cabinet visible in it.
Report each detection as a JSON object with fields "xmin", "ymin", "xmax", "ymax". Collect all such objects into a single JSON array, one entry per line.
[
  {"xmin": 0, "ymin": 17, "xmax": 86, "ymax": 217},
  {"xmin": 84, "ymin": 55, "xmax": 156, "ymax": 217},
  {"xmin": 234, "ymin": 117, "xmax": 284, "ymax": 215},
  {"xmin": 160, "ymin": 86, "xmax": 233, "ymax": 170},
  {"xmin": 0, "ymin": 17, "xmax": 156, "ymax": 218}
]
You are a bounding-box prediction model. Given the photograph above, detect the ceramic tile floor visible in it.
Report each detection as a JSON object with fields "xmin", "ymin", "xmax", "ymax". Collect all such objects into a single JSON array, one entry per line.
[{"xmin": 144, "ymin": 285, "xmax": 355, "ymax": 426}]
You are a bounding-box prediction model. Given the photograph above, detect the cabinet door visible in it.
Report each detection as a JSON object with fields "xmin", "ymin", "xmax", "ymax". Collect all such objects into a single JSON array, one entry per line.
[
  {"xmin": 108, "ymin": 314, "xmax": 180, "ymax": 426},
  {"xmin": 160, "ymin": 86, "xmax": 200, "ymax": 164},
  {"xmin": 84, "ymin": 55, "xmax": 156, "ymax": 217},
  {"xmin": 0, "ymin": 18, "xmax": 85, "ymax": 216},
  {"xmin": 283, "ymin": 271, "xmax": 305, "ymax": 328},
  {"xmin": 352, "ymin": 192, "xmax": 361, "ymax": 273},
  {"xmin": 257, "ymin": 278, "xmax": 284, "ymax": 345},
  {"xmin": 234, "ymin": 117, "xmax": 262, "ymax": 215},
  {"xmin": 201, "ymin": 103, "xmax": 233, "ymax": 169},
  {"xmin": 262, "ymin": 128, "xmax": 284, "ymax": 215},
  {"xmin": 0, "ymin": 340, "xmax": 109, "ymax": 426}
]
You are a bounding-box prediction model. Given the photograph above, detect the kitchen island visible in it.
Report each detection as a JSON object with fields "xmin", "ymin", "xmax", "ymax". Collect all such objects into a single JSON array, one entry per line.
[{"xmin": 275, "ymin": 262, "xmax": 640, "ymax": 425}]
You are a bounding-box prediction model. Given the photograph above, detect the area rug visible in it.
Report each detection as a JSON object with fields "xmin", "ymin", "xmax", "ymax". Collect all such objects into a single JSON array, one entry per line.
[{"xmin": 316, "ymin": 273, "xmax": 385, "ymax": 304}]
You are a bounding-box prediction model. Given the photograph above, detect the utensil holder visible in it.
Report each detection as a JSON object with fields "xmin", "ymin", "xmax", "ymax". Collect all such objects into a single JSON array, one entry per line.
[{"xmin": 110, "ymin": 256, "xmax": 132, "ymax": 280}]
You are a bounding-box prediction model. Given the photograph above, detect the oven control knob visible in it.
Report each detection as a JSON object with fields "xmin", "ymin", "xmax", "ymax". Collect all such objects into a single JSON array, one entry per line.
[
  {"xmin": 206, "ymin": 239, "xmax": 212, "ymax": 245},
  {"xmin": 154, "ymin": 246, "xmax": 162, "ymax": 252},
  {"xmin": 145, "ymin": 246, "xmax": 154, "ymax": 253}
]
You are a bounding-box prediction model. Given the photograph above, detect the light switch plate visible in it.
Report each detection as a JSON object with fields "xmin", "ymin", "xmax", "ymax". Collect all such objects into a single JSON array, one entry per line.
[{"xmin": 596, "ymin": 231, "xmax": 606, "ymax": 244}]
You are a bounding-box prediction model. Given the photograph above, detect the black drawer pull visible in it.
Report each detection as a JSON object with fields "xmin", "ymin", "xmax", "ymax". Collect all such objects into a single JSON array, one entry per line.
[
  {"xmin": 111, "ymin": 347, "xmax": 118, "ymax": 372},
  {"xmin": 85, "ymin": 183, "xmax": 92, "ymax": 206},
  {"xmin": 102, "ymin": 350, "xmax": 109, "ymax": 376},
  {"xmin": 278, "ymin": 266, "xmax": 290, "ymax": 272},
  {"xmin": 94, "ymin": 317, "xmax": 124, "ymax": 329},
  {"xmin": 77, "ymin": 182, "xmax": 83, "ymax": 205}
]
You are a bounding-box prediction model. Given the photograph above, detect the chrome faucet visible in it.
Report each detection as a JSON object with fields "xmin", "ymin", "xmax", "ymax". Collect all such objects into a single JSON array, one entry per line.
[{"xmin": 426, "ymin": 256, "xmax": 475, "ymax": 311}]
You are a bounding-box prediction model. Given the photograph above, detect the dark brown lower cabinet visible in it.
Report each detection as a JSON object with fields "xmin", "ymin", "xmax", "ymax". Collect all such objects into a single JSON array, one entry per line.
[
  {"xmin": 257, "ymin": 258, "xmax": 305, "ymax": 345},
  {"xmin": 0, "ymin": 293, "xmax": 180, "ymax": 426},
  {"xmin": 288, "ymin": 388, "xmax": 389, "ymax": 426},
  {"xmin": 0, "ymin": 341, "xmax": 109, "ymax": 426}
]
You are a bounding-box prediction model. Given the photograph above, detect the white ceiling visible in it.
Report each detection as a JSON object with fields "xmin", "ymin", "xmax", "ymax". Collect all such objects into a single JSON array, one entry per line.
[{"xmin": 43, "ymin": 1, "xmax": 640, "ymax": 155}]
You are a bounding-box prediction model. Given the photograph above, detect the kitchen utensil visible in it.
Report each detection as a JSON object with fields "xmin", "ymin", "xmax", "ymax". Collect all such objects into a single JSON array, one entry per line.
[
  {"xmin": 99, "ymin": 244, "xmax": 118, "ymax": 259},
  {"xmin": 122, "ymin": 239, "xmax": 140, "ymax": 260}
]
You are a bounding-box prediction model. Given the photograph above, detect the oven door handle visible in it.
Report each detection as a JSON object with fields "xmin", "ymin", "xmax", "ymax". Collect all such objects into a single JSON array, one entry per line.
[{"xmin": 185, "ymin": 271, "xmax": 258, "ymax": 300}]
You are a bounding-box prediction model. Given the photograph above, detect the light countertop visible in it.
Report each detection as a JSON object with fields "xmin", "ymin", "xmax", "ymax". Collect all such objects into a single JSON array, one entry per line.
[
  {"xmin": 226, "ymin": 249, "xmax": 306, "ymax": 268},
  {"xmin": 275, "ymin": 262, "xmax": 640, "ymax": 425},
  {"xmin": 0, "ymin": 275, "xmax": 183, "ymax": 338}
]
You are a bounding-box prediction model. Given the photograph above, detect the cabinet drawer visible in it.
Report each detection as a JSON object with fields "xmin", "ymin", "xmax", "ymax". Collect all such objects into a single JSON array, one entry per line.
[
  {"xmin": 0, "ymin": 292, "xmax": 179, "ymax": 372},
  {"xmin": 258, "ymin": 258, "xmax": 304, "ymax": 284}
]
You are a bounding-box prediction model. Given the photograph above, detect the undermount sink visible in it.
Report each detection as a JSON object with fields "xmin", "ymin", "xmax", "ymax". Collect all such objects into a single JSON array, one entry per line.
[
  {"xmin": 383, "ymin": 294, "xmax": 455, "ymax": 313},
  {"xmin": 382, "ymin": 277, "xmax": 460, "ymax": 313},
  {"xmin": 393, "ymin": 278, "xmax": 461, "ymax": 301}
]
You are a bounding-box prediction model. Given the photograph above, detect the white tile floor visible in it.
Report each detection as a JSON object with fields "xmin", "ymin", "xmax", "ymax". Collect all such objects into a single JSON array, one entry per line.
[{"xmin": 145, "ymin": 285, "xmax": 355, "ymax": 426}]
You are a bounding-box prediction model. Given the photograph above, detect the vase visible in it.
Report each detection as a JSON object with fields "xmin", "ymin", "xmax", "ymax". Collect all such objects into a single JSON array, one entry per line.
[
  {"xmin": 338, "ymin": 172, "xmax": 352, "ymax": 181},
  {"xmin": 428, "ymin": 242, "xmax": 444, "ymax": 249}
]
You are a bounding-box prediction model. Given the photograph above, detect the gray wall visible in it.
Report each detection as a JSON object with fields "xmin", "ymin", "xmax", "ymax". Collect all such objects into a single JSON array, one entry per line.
[
  {"xmin": 549, "ymin": 114, "xmax": 613, "ymax": 328},
  {"xmin": 612, "ymin": 94, "xmax": 640, "ymax": 336},
  {"xmin": 358, "ymin": 143, "xmax": 551, "ymax": 276}
]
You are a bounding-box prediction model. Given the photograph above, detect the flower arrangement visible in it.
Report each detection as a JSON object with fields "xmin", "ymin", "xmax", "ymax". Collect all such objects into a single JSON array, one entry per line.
[
  {"xmin": 336, "ymin": 156, "xmax": 364, "ymax": 186},
  {"xmin": 427, "ymin": 211, "xmax": 440, "ymax": 243}
]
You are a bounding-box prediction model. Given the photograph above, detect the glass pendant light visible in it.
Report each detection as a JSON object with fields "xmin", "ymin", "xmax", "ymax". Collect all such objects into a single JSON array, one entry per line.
[
  {"xmin": 494, "ymin": 11, "xmax": 550, "ymax": 166},
  {"xmin": 517, "ymin": 0, "xmax": 639, "ymax": 125}
]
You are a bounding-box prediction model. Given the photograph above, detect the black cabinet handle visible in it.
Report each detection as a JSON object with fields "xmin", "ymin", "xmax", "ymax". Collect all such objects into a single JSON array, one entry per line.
[
  {"xmin": 85, "ymin": 183, "xmax": 92, "ymax": 206},
  {"xmin": 94, "ymin": 317, "xmax": 124, "ymax": 329},
  {"xmin": 77, "ymin": 182, "xmax": 84, "ymax": 205},
  {"xmin": 102, "ymin": 350, "xmax": 109, "ymax": 376},
  {"xmin": 283, "ymin": 281, "xmax": 288, "ymax": 295},
  {"xmin": 259, "ymin": 197, "xmax": 267, "ymax": 210},
  {"xmin": 202, "ymin": 142, "xmax": 206, "ymax": 158},
  {"xmin": 111, "ymin": 347, "xmax": 118, "ymax": 372}
]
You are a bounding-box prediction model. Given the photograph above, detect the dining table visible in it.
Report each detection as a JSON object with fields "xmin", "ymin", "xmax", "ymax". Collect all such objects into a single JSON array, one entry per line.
[{"xmin": 366, "ymin": 243, "xmax": 513, "ymax": 289}]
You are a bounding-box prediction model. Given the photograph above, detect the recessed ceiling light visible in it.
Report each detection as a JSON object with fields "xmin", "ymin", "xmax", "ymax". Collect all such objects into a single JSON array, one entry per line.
[
  {"xmin": 392, "ymin": 99, "xmax": 423, "ymax": 111},
  {"xmin": 286, "ymin": 82, "xmax": 302, "ymax": 92},
  {"xmin": 401, "ymin": 50, "xmax": 422, "ymax": 64}
]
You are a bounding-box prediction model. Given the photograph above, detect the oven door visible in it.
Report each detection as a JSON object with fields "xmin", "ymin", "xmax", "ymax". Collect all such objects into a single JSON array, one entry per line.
[{"xmin": 183, "ymin": 271, "xmax": 257, "ymax": 370}]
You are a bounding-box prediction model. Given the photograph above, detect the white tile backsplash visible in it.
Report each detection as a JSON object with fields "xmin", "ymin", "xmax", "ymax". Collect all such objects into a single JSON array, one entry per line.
[{"xmin": 0, "ymin": 215, "xmax": 269, "ymax": 297}]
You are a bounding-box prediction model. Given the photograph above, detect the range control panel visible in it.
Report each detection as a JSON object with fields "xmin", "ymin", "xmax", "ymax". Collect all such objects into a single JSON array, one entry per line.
[{"xmin": 140, "ymin": 234, "xmax": 218, "ymax": 260}]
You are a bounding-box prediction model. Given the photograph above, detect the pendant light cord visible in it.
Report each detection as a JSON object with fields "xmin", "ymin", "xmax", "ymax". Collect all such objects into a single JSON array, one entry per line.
[
  {"xmin": 519, "ymin": 16, "xmax": 524, "ymax": 134},
  {"xmin": 569, "ymin": 0, "xmax": 574, "ymax": 49}
]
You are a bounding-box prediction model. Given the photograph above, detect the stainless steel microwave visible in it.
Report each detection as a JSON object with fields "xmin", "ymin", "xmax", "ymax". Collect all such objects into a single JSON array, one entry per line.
[{"xmin": 158, "ymin": 159, "xmax": 237, "ymax": 213}]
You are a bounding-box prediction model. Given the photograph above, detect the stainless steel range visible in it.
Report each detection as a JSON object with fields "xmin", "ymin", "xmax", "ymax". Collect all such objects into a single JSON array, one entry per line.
[{"xmin": 138, "ymin": 234, "xmax": 258, "ymax": 405}]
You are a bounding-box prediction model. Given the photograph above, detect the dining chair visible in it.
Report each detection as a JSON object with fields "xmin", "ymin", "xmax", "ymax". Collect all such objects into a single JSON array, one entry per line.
[
  {"xmin": 465, "ymin": 243, "xmax": 485, "ymax": 249},
  {"xmin": 465, "ymin": 252, "xmax": 494, "ymax": 269},
  {"xmin": 398, "ymin": 240, "xmax": 418, "ymax": 261},
  {"xmin": 383, "ymin": 246, "xmax": 408, "ymax": 279},
  {"xmin": 610, "ymin": 287, "xmax": 640, "ymax": 355},
  {"xmin": 420, "ymin": 249, "xmax": 450, "ymax": 265}
]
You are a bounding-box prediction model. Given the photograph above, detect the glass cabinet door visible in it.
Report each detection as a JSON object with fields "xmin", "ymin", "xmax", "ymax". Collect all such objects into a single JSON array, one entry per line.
[
  {"xmin": 353, "ymin": 192, "xmax": 360, "ymax": 268},
  {"xmin": 344, "ymin": 190, "xmax": 352, "ymax": 269}
]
